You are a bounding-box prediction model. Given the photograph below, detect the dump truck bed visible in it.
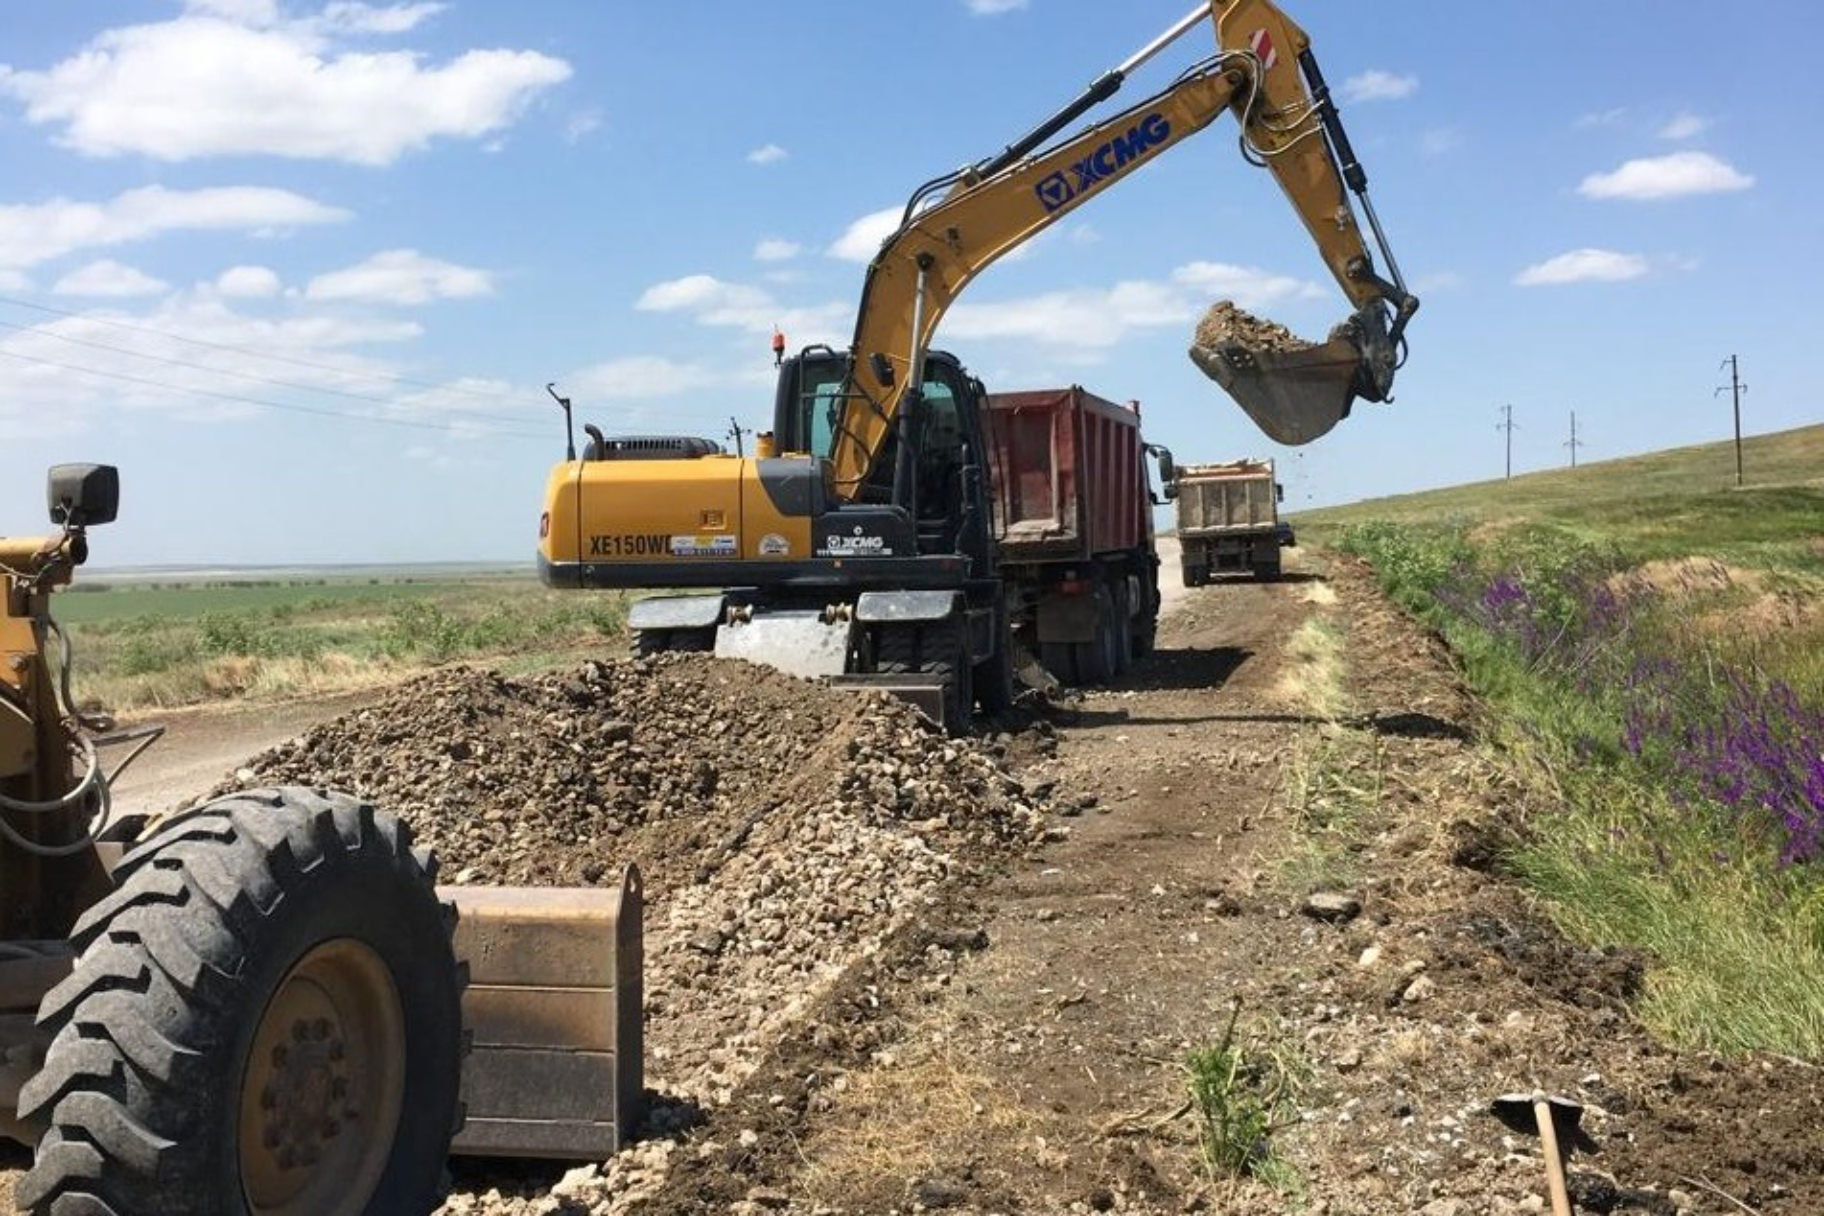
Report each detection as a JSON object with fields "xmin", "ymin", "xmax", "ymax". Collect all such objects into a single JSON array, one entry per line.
[
  {"xmin": 982, "ymin": 387, "xmax": 1148, "ymax": 565},
  {"xmin": 1175, "ymin": 459, "xmax": 1278, "ymax": 535}
]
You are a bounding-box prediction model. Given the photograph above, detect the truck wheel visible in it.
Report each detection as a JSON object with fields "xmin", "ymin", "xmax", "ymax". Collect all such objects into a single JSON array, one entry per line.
[
  {"xmin": 1039, "ymin": 641, "xmax": 1077, "ymax": 686},
  {"xmin": 972, "ymin": 612, "xmax": 1016, "ymax": 715},
  {"xmin": 1109, "ymin": 579, "xmax": 1135, "ymax": 676},
  {"xmin": 1134, "ymin": 571, "xmax": 1159, "ymax": 658},
  {"xmin": 1253, "ymin": 558, "xmax": 1281, "ymax": 582},
  {"xmin": 1071, "ymin": 587, "xmax": 1120, "ymax": 686},
  {"xmin": 18, "ymin": 788, "xmax": 463, "ymax": 1216}
]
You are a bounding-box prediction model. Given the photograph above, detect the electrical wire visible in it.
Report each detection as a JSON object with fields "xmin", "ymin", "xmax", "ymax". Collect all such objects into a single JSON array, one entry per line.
[
  {"xmin": 0, "ymin": 293, "xmax": 521, "ymax": 406},
  {"xmin": 0, "ymin": 314, "xmax": 545, "ymax": 429},
  {"xmin": 0, "ymin": 346, "xmax": 552, "ymax": 441}
]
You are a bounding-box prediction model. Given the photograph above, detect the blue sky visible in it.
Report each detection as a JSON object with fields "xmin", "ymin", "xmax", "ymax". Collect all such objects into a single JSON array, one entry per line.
[{"xmin": 1, "ymin": 1, "xmax": 1815, "ymax": 566}]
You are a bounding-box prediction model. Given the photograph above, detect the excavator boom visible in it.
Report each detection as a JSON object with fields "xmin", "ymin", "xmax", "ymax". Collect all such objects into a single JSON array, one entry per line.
[{"xmin": 830, "ymin": 0, "xmax": 1416, "ymax": 493}]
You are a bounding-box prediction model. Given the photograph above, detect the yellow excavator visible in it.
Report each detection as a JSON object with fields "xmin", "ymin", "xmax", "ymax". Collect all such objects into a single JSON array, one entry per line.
[
  {"xmin": 3, "ymin": 466, "xmax": 642, "ymax": 1213},
  {"xmin": 539, "ymin": 0, "xmax": 1417, "ymax": 726}
]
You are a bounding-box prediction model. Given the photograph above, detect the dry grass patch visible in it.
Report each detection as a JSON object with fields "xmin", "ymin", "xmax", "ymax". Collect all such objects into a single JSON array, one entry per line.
[
  {"xmin": 1277, "ymin": 617, "xmax": 1347, "ymax": 721},
  {"xmin": 796, "ymin": 1034, "xmax": 1056, "ymax": 1205}
]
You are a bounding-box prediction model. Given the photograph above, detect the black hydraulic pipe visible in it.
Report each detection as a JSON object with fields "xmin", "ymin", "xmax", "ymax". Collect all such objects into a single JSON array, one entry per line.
[
  {"xmin": 1296, "ymin": 49, "xmax": 1367, "ymax": 196},
  {"xmin": 974, "ymin": 69, "xmax": 1126, "ymax": 182}
]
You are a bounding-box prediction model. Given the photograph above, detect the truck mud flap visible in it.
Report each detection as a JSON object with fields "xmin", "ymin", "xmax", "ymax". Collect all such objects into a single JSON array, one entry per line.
[
  {"xmin": 825, "ymin": 673, "xmax": 947, "ymax": 727},
  {"xmin": 447, "ymin": 867, "xmax": 643, "ymax": 1161}
]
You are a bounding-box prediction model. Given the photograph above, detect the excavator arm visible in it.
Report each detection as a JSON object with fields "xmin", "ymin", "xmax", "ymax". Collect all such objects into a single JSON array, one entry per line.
[{"xmin": 828, "ymin": 0, "xmax": 1418, "ymax": 498}]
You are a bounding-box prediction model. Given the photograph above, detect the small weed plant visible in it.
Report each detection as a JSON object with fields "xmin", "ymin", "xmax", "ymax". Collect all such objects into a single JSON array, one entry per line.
[{"xmin": 1184, "ymin": 1002, "xmax": 1301, "ymax": 1190}]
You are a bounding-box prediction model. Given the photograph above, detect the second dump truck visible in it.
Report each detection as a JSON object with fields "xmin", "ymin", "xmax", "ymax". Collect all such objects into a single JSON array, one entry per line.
[{"xmin": 1173, "ymin": 458, "xmax": 1288, "ymax": 584}]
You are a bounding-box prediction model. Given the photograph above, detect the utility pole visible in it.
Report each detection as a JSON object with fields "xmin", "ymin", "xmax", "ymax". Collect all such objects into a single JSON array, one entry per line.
[
  {"xmin": 1566, "ymin": 410, "xmax": 1584, "ymax": 468},
  {"xmin": 1497, "ymin": 404, "xmax": 1517, "ymax": 480},
  {"xmin": 727, "ymin": 416, "xmax": 748, "ymax": 457},
  {"xmin": 1716, "ymin": 355, "xmax": 1747, "ymax": 487}
]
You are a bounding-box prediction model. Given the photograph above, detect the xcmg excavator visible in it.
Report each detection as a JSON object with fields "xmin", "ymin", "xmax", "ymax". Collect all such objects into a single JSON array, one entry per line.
[
  {"xmin": 539, "ymin": 0, "xmax": 1418, "ymax": 727},
  {"xmin": 3, "ymin": 466, "xmax": 642, "ymax": 1214}
]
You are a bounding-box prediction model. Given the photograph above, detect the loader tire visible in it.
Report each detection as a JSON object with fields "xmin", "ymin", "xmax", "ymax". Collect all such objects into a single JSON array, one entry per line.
[
  {"xmin": 972, "ymin": 611, "xmax": 1017, "ymax": 716},
  {"xmin": 1109, "ymin": 579, "xmax": 1135, "ymax": 676},
  {"xmin": 17, "ymin": 787, "xmax": 463, "ymax": 1216}
]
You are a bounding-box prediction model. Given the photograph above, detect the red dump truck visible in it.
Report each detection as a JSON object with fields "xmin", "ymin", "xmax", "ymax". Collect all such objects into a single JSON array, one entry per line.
[{"xmin": 983, "ymin": 387, "xmax": 1170, "ymax": 685}]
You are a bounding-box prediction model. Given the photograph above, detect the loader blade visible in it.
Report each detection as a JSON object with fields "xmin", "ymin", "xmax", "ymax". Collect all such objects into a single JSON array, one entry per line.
[{"xmin": 1189, "ymin": 302, "xmax": 1396, "ymax": 446}]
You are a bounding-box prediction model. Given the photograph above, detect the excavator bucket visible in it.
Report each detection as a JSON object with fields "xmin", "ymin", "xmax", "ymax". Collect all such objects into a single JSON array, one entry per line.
[{"xmin": 1189, "ymin": 301, "xmax": 1397, "ymax": 446}]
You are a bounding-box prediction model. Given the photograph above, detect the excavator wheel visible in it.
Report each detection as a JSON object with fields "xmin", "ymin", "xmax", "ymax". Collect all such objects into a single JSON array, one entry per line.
[
  {"xmin": 17, "ymin": 787, "xmax": 463, "ymax": 1216},
  {"xmin": 876, "ymin": 620, "xmax": 972, "ymax": 733},
  {"xmin": 1109, "ymin": 579, "xmax": 1135, "ymax": 676}
]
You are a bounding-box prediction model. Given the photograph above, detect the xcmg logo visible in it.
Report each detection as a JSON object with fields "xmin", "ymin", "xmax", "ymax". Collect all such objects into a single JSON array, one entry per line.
[{"xmin": 1033, "ymin": 111, "xmax": 1173, "ymax": 212}]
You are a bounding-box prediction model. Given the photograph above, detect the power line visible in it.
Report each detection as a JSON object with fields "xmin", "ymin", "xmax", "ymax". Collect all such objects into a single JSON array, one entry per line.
[
  {"xmin": 0, "ymin": 293, "xmax": 520, "ymax": 406},
  {"xmin": 1497, "ymin": 403, "xmax": 1517, "ymax": 480},
  {"xmin": 1715, "ymin": 355, "xmax": 1748, "ymax": 487},
  {"xmin": 0, "ymin": 346, "xmax": 551, "ymax": 441},
  {"xmin": 0, "ymin": 315, "xmax": 543, "ymax": 428}
]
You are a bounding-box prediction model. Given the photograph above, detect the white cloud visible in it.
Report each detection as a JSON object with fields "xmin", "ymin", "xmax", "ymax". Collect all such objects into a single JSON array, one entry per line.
[
  {"xmin": 0, "ymin": 270, "xmax": 30, "ymax": 292},
  {"xmin": 944, "ymin": 262, "xmax": 1323, "ymax": 350},
  {"xmin": 1421, "ymin": 128, "xmax": 1462, "ymax": 157},
  {"xmin": 305, "ymin": 249, "xmax": 493, "ymax": 305},
  {"xmin": 754, "ymin": 238, "xmax": 801, "ymax": 262},
  {"xmin": 0, "ymin": 295, "xmax": 442, "ymax": 440},
  {"xmin": 0, "ymin": 5, "xmax": 569, "ymax": 165},
  {"xmin": 827, "ymin": 207, "xmax": 901, "ymax": 262},
  {"xmin": 0, "ymin": 186, "xmax": 349, "ymax": 271},
  {"xmin": 1659, "ymin": 112, "xmax": 1709, "ymax": 141},
  {"xmin": 52, "ymin": 259, "xmax": 169, "ymax": 298},
  {"xmin": 966, "ymin": 0, "xmax": 1028, "ymax": 13},
  {"xmin": 1340, "ymin": 70, "xmax": 1417, "ymax": 104},
  {"xmin": 1574, "ymin": 107, "xmax": 1629, "ymax": 130},
  {"xmin": 564, "ymin": 109, "xmax": 603, "ymax": 144},
  {"xmin": 636, "ymin": 273, "xmax": 849, "ymax": 346},
  {"xmin": 746, "ymin": 143, "xmax": 788, "ymax": 166},
  {"xmin": 566, "ymin": 356, "xmax": 724, "ymax": 401},
  {"xmin": 1578, "ymin": 151, "xmax": 1753, "ymax": 201},
  {"xmin": 309, "ymin": 2, "xmax": 445, "ymax": 36},
  {"xmin": 216, "ymin": 264, "xmax": 283, "ymax": 298},
  {"xmin": 1514, "ymin": 248, "xmax": 1649, "ymax": 286}
]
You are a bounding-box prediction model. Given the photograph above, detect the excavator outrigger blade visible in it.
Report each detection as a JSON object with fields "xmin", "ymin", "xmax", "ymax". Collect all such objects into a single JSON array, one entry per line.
[{"xmin": 1190, "ymin": 301, "xmax": 1399, "ymax": 446}]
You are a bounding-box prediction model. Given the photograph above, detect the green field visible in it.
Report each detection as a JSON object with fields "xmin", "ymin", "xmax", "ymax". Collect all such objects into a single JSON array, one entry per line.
[
  {"xmin": 50, "ymin": 572, "xmax": 630, "ymax": 709},
  {"xmin": 1298, "ymin": 423, "xmax": 1824, "ymax": 1057}
]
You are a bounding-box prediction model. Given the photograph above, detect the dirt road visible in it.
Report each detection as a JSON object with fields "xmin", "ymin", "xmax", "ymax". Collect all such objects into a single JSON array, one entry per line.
[{"xmin": 6, "ymin": 549, "xmax": 1818, "ymax": 1215}]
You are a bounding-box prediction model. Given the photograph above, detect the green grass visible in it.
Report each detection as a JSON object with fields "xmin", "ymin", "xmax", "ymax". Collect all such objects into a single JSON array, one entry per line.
[
  {"xmin": 1184, "ymin": 1003, "xmax": 1303, "ymax": 1192},
  {"xmin": 1309, "ymin": 424, "xmax": 1824, "ymax": 1057},
  {"xmin": 49, "ymin": 575, "xmax": 632, "ymax": 710}
]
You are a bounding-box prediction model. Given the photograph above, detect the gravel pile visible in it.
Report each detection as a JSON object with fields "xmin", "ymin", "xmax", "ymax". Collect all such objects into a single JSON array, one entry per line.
[
  {"xmin": 1191, "ymin": 300, "xmax": 1316, "ymax": 353},
  {"xmin": 216, "ymin": 655, "xmax": 1055, "ymax": 1214}
]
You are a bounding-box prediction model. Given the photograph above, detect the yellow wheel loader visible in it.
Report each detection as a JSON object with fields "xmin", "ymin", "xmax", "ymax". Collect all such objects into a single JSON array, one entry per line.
[
  {"xmin": 537, "ymin": 0, "xmax": 1418, "ymax": 724},
  {"xmin": 2, "ymin": 466, "xmax": 641, "ymax": 1215}
]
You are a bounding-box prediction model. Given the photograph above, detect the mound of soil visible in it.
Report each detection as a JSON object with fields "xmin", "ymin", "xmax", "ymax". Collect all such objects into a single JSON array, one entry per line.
[
  {"xmin": 215, "ymin": 655, "xmax": 1057, "ymax": 1212},
  {"xmin": 1192, "ymin": 301, "xmax": 1316, "ymax": 353}
]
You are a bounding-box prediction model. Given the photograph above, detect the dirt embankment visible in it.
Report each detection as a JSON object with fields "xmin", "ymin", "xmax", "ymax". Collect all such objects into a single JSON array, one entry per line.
[{"xmin": 9, "ymin": 548, "xmax": 1818, "ymax": 1216}]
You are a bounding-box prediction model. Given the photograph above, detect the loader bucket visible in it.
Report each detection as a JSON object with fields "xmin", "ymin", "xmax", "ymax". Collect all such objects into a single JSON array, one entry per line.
[
  {"xmin": 1189, "ymin": 301, "xmax": 1397, "ymax": 447},
  {"xmin": 446, "ymin": 866, "xmax": 644, "ymax": 1160}
]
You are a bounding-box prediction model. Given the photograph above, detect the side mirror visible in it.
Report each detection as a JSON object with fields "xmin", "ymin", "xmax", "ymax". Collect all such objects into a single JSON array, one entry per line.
[
  {"xmin": 1276, "ymin": 482, "xmax": 1285, "ymax": 503},
  {"xmin": 48, "ymin": 464, "xmax": 119, "ymax": 528}
]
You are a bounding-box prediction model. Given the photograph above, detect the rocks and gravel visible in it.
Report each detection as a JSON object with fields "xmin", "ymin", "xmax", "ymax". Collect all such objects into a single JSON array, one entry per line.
[
  {"xmin": 212, "ymin": 654, "xmax": 1056, "ymax": 1214},
  {"xmin": 1191, "ymin": 301, "xmax": 1317, "ymax": 354}
]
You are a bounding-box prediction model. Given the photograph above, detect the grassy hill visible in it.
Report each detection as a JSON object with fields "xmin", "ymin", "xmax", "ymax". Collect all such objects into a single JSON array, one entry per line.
[
  {"xmin": 1288, "ymin": 422, "xmax": 1824, "ymax": 1057},
  {"xmin": 1299, "ymin": 421, "xmax": 1823, "ymax": 569}
]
